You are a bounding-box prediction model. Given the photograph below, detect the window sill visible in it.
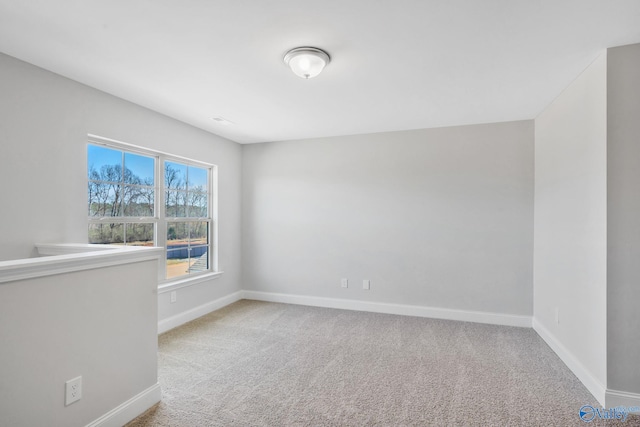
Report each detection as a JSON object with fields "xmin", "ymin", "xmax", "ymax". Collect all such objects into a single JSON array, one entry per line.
[{"xmin": 158, "ymin": 271, "xmax": 224, "ymax": 294}]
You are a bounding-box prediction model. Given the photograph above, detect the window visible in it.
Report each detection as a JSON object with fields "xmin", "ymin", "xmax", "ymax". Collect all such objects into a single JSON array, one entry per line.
[
  {"xmin": 88, "ymin": 145, "xmax": 155, "ymax": 246},
  {"xmin": 164, "ymin": 161, "xmax": 211, "ymax": 279},
  {"xmin": 87, "ymin": 136, "xmax": 216, "ymax": 282}
]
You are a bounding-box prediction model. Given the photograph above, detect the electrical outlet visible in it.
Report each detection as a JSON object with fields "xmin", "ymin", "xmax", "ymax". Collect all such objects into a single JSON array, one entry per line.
[
  {"xmin": 363, "ymin": 279, "xmax": 370, "ymax": 290},
  {"xmin": 170, "ymin": 291, "xmax": 177, "ymax": 303},
  {"xmin": 341, "ymin": 278, "xmax": 348, "ymax": 288},
  {"xmin": 555, "ymin": 307, "xmax": 560, "ymax": 325},
  {"xmin": 65, "ymin": 376, "xmax": 82, "ymax": 406}
]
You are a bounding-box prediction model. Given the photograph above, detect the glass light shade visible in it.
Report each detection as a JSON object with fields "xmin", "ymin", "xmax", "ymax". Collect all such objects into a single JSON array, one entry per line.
[{"xmin": 283, "ymin": 47, "xmax": 330, "ymax": 79}]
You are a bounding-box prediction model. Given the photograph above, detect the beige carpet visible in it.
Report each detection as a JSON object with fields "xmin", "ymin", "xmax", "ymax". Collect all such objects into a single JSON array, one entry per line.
[{"xmin": 127, "ymin": 300, "xmax": 639, "ymax": 426}]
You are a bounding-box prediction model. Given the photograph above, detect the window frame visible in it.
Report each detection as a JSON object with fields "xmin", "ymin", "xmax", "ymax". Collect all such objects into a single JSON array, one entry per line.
[{"xmin": 87, "ymin": 134, "xmax": 219, "ymax": 287}]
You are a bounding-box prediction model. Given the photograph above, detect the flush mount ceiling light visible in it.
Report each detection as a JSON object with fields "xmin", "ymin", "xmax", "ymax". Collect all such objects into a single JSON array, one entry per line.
[{"xmin": 283, "ymin": 47, "xmax": 331, "ymax": 79}]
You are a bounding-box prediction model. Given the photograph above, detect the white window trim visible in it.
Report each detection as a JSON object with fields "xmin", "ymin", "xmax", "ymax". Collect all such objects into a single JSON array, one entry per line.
[
  {"xmin": 87, "ymin": 134, "xmax": 220, "ymax": 287},
  {"xmin": 157, "ymin": 271, "xmax": 224, "ymax": 294}
]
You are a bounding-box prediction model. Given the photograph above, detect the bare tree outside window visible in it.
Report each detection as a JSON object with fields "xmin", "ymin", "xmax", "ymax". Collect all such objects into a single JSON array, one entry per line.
[
  {"xmin": 164, "ymin": 161, "xmax": 210, "ymax": 279},
  {"xmin": 88, "ymin": 146, "xmax": 155, "ymax": 245}
]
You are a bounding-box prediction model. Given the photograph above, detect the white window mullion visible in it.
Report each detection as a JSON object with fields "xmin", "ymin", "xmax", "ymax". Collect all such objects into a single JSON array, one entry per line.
[{"xmin": 157, "ymin": 153, "xmax": 167, "ymax": 281}]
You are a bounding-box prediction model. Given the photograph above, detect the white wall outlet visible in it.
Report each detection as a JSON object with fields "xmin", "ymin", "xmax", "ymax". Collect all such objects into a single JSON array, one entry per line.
[
  {"xmin": 555, "ymin": 307, "xmax": 560, "ymax": 324},
  {"xmin": 363, "ymin": 279, "xmax": 370, "ymax": 290},
  {"xmin": 65, "ymin": 376, "xmax": 82, "ymax": 406},
  {"xmin": 341, "ymin": 278, "xmax": 348, "ymax": 288},
  {"xmin": 170, "ymin": 291, "xmax": 177, "ymax": 303}
]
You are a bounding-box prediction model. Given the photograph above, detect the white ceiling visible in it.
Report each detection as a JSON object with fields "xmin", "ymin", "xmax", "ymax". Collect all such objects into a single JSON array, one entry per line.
[{"xmin": 1, "ymin": 1, "xmax": 639, "ymax": 144}]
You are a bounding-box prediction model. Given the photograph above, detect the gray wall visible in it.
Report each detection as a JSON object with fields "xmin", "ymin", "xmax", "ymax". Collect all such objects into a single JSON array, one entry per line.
[
  {"xmin": 242, "ymin": 121, "xmax": 534, "ymax": 315},
  {"xmin": 0, "ymin": 259, "xmax": 158, "ymax": 427},
  {"xmin": 0, "ymin": 53, "xmax": 243, "ymax": 323},
  {"xmin": 607, "ymin": 43, "xmax": 640, "ymax": 394},
  {"xmin": 533, "ymin": 53, "xmax": 608, "ymax": 389}
]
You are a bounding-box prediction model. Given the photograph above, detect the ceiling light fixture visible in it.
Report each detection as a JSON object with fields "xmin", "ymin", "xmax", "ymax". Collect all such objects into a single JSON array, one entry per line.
[{"xmin": 283, "ymin": 47, "xmax": 331, "ymax": 79}]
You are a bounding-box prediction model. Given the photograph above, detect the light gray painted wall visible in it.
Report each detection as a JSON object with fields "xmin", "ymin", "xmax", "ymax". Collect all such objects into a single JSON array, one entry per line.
[
  {"xmin": 533, "ymin": 53, "xmax": 607, "ymax": 387},
  {"xmin": 607, "ymin": 43, "xmax": 640, "ymax": 394},
  {"xmin": 242, "ymin": 121, "xmax": 534, "ymax": 315},
  {"xmin": 0, "ymin": 259, "xmax": 158, "ymax": 427},
  {"xmin": 0, "ymin": 53, "xmax": 243, "ymax": 323}
]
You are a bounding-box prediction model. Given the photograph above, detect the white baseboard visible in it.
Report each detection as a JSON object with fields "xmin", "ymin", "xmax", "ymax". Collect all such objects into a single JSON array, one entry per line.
[
  {"xmin": 158, "ymin": 291, "xmax": 243, "ymax": 334},
  {"xmin": 86, "ymin": 383, "xmax": 161, "ymax": 427},
  {"xmin": 240, "ymin": 290, "xmax": 532, "ymax": 328},
  {"xmin": 606, "ymin": 389, "xmax": 640, "ymax": 411},
  {"xmin": 532, "ymin": 318, "xmax": 606, "ymax": 406}
]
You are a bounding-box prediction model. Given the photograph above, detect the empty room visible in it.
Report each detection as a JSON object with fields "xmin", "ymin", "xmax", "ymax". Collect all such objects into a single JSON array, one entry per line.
[{"xmin": 1, "ymin": 1, "xmax": 639, "ymax": 426}]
